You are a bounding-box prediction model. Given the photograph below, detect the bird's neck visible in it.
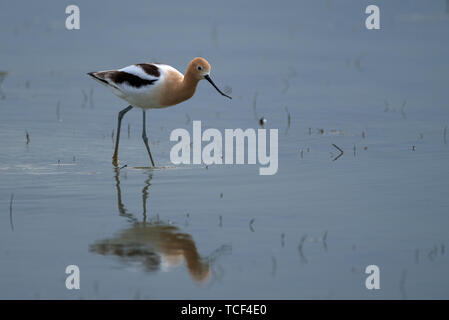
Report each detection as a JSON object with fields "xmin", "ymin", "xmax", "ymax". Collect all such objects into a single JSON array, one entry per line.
[
  {"xmin": 180, "ymin": 70, "xmax": 200, "ymax": 98},
  {"xmin": 160, "ymin": 69, "xmax": 199, "ymax": 107}
]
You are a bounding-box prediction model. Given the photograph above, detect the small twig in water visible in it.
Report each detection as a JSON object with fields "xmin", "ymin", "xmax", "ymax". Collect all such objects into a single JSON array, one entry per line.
[
  {"xmin": 249, "ymin": 218, "xmax": 255, "ymax": 232},
  {"xmin": 284, "ymin": 106, "xmax": 291, "ymax": 135},
  {"xmin": 323, "ymin": 230, "xmax": 328, "ymax": 251},
  {"xmin": 9, "ymin": 193, "xmax": 14, "ymax": 231},
  {"xmin": 332, "ymin": 144, "xmax": 344, "ymax": 161},
  {"xmin": 89, "ymin": 87, "xmax": 94, "ymax": 108},
  {"xmin": 81, "ymin": 90, "xmax": 88, "ymax": 108},
  {"xmin": 298, "ymin": 235, "xmax": 308, "ymax": 264},
  {"xmin": 0, "ymin": 71, "xmax": 8, "ymax": 99}
]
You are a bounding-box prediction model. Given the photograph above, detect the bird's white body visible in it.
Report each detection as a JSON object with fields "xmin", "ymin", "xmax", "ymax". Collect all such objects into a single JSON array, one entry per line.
[{"xmin": 89, "ymin": 63, "xmax": 184, "ymax": 110}]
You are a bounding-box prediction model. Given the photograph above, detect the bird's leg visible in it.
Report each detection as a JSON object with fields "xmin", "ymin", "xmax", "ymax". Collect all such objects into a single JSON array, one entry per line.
[
  {"xmin": 112, "ymin": 105, "xmax": 133, "ymax": 166},
  {"xmin": 142, "ymin": 110, "xmax": 156, "ymax": 167}
]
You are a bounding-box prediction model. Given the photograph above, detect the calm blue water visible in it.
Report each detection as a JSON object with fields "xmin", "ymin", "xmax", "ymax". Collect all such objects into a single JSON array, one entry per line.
[{"xmin": 0, "ymin": 0, "xmax": 448, "ymax": 299}]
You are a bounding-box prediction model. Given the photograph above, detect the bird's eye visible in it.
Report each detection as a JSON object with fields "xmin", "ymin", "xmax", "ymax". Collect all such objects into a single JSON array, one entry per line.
[{"xmin": 197, "ymin": 66, "xmax": 202, "ymax": 71}]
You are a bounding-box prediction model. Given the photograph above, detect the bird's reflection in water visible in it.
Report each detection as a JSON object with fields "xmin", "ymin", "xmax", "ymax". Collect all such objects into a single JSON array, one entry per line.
[{"xmin": 90, "ymin": 168, "xmax": 228, "ymax": 284}]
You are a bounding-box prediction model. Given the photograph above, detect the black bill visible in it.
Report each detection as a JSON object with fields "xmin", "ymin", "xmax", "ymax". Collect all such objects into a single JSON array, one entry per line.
[{"xmin": 204, "ymin": 74, "xmax": 232, "ymax": 99}]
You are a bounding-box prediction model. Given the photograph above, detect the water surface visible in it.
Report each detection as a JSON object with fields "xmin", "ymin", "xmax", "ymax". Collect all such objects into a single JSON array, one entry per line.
[{"xmin": 0, "ymin": 0, "xmax": 449, "ymax": 299}]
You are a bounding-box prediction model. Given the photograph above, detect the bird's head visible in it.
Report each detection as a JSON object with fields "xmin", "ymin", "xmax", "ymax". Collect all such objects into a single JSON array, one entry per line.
[{"xmin": 187, "ymin": 57, "xmax": 231, "ymax": 99}]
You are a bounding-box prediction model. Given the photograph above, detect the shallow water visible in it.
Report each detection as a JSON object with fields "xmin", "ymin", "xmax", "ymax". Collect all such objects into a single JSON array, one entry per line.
[{"xmin": 1, "ymin": 0, "xmax": 449, "ymax": 299}]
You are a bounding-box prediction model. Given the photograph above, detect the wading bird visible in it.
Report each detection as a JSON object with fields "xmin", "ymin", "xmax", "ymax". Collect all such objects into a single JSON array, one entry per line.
[{"xmin": 88, "ymin": 57, "xmax": 231, "ymax": 167}]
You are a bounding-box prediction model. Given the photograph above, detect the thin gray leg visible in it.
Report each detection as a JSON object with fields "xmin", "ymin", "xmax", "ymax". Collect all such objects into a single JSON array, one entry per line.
[
  {"xmin": 112, "ymin": 105, "xmax": 133, "ymax": 166},
  {"xmin": 142, "ymin": 110, "xmax": 155, "ymax": 167}
]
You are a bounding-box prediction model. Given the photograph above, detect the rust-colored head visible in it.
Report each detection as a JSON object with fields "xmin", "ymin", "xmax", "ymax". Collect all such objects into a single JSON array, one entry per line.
[
  {"xmin": 187, "ymin": 57, "xmax": 211, "ymax": 80},
  {"xmin": 186, "ymin": 57, "xmax": 232, "ymax": 99}
]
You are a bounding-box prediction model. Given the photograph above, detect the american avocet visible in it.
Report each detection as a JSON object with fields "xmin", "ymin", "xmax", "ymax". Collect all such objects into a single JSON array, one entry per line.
[{"xmin": 88, "ymin": 57, "xmax": 231, "ymax": 167}]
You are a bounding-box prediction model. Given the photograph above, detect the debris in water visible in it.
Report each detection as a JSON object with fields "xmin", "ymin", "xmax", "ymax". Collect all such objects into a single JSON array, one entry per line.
[
  {"xmin": 0, "ymin": 71, "xmax": 8, "ymax": 99},
  {"xmin": 249, "ymin": 218, "xmax": 255, "ymax": 232},
  {"xmin": 400, "ymin": 99, "xmax": 407, "ymax": 119},
  {"xmin": 332, "ymin": 144, "xmax": 344, "ymax": 161},
  {"xmin": 89, "ymin": 87, "xmax": 94, "ymax": 108},
  {"xmin": 81, "ymin": 90, "xmax": 88, "ymax": 108},
  {"xmin": 284, "ymin": 106, "xmax": 291, "ymax": 134},
  {"xmin": 298, "ymin": 235, "xmax": 308, "ymax": 264},
  {"xmin": 9, "ymin": 193, "xmax": 14, "ymax": 231}
]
